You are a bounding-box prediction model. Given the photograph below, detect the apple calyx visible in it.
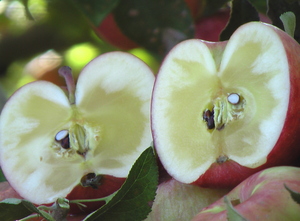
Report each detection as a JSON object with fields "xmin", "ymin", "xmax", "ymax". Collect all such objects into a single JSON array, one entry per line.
[
  {"xmin": 80, "ymin": 173, "xmax": 102, "ymax": 189},
  {"xmin": 203, "ymin": 93, "xmax": 246, "ymax": 131}
]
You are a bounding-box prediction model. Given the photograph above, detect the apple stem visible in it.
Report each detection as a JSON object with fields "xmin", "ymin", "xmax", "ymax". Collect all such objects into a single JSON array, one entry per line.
[
  {"xmin": 59, "ymin": 66, "xmax": 76, "ymax": 104},
  {"xmin": 70, "ymin": 190, "xmax": 118, "ymax": 205}
]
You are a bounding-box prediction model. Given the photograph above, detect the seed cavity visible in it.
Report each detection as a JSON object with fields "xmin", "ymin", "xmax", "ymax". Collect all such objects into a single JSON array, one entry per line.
[
  {"xmin": 203, "ymin": 93, "xmax": 245, "ymax": 131},
  {"xmin": 227, "ymin": 93, "xmax": 240, "ymax": 104},
  {"xmin": 81, "ymin": 173, "xmax": 103, "ymax": 189},
  {"xmin": 203, "ymin": 110, "xmax": 215, "ymax": 129},
  {"xmin": 55, "ymin": 130, "xmax": 70, "ymax": 149}
]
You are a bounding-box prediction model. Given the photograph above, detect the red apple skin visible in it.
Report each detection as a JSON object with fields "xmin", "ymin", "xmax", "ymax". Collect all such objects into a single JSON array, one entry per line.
[
  {"xmin": 194, "ymin": 9, "xmax": 230, "ymax": 42},
  {"xmin": 0, "ymin": 181, "xmax": 22, "ymax": 201},
  {"xmin": 185, "ymin": 0, "xmax": 205, "ymax": 20},
  {"xmin": 194, "ymin": 9, "xmax": 271, "ymax": 42},
  {"xmin": 95, "ymin": 13, "xmax": 139, "ymax": 51},
  {"xmin": 0, "ymin": 177, "xmax": 125, "ymax": 220},
  {"xmin": 192, "ymin": 166, "xmax": 300, "ymax": 221},
  {"xmin": 67, "ymin": 175, "xmax": 126, "ymax": 215},
  {"xmin": 189, "ymin": 23, "xmax": 300, "ymax": 188},
  {"xmin": 95, "ymin": 0, "xmax": 203, "ymax": 50}
]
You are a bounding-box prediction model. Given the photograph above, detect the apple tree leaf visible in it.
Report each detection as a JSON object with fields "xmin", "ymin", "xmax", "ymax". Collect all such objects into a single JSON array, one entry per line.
[
  {"xmin": 0, "ymin": 169, "xmax": 6, "ymax": 182},
  {"xmin": 113, "ymin": 0, "xmax": 194, "ymax": 57},
  {"xmin": 0, "ymin": 198, "xmax": 55, "ymax": 221},
  {"xmin": 284, "ymin": 184, "xmax": 300, "ymax": 204},
  {"xmin": 84, "ymin": 146, "xmax": 158, "ymax": 221},
  {"xmin": 220, "ymin": 0, "xmax": 260, "ymax": 41},
  {"xmin": 267, "ymin": 0, "xmax": 300, "ymax": 43},
  {"xmin": 280, "ymin": 11, "xmax": 296, "ymax": 37},
  {"xmin": 0, "ymin": 198, "xmax": 32, "ymax": 221},
  {"xmin": 248, "ymin": 0, "xmax": 268, "ymax": 13},
  {"xmin": 224, "ymin": 196, "xmax": 248, "ymax": 221},
  {"xmin": 69, "ymin": 0, "xmax": 120, "ymax": 26}
]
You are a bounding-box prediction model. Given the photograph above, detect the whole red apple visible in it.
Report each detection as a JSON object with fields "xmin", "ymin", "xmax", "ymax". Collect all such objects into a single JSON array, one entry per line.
[
  {"xmin": 151, "ymin": 21, "xmax": 300, "ymax": 188},
  {"xmin": 192, "ymin": 166, "xmax": 300, "ymax": 221}
]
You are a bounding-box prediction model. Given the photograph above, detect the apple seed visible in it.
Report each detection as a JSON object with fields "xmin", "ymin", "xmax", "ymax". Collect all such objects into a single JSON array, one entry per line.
[
  {"xmin": 55, "ymin": 130, "xmax": 70, "ymax": 149},
  {"xmin": 203, "ymin": 94, "xmax": 246, "ymax": 131},
  {"xmin": 227, "ymin": 93, "xmax": 240, "ymax": 105},
  {"xmin": 203, "ymin": 110, "xmax": 215, "ymax": 129}
]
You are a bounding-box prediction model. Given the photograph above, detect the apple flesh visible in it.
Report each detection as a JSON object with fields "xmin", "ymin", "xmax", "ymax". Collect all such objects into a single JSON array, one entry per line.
[
  {"xmin": 151, "ymin": 22, "xmax": 300, "ymax": 188},
  {"xmin": 192, "ymin": 166, "xmax": 300, "ymax": 221},
  {"xmin": 0, "ymin": 52, "xmax": 154, "ymax": 205},
  {"xmin": 145, "ymin": 178, "xmax": 229, "ymax": 221}
]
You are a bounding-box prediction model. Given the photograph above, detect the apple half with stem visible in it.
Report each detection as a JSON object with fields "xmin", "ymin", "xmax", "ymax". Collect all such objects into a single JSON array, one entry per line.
[
  {"xmin": 151, "ymin": 21, "xmax": 300, "ymax": 188},
  {"xmin": 0, "ymin": 52, "xmax": 154, "ymax": 208},
  {"xmin": 192, "ymin": 166, "xmax": 300, "ymax": 221}
]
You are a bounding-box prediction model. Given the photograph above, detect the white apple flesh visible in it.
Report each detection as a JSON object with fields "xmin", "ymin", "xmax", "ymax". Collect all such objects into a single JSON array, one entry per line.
[
  {"xmin": 0, "ymin": 52, "xmax": 155, "ymax": 205},
  {"xmin": 192, "ymin": 166, "xmax": 300, "ymax": 221},
  {"xmin": 151, "ymin": 22, "xmax": 300, "ymax": 188}
]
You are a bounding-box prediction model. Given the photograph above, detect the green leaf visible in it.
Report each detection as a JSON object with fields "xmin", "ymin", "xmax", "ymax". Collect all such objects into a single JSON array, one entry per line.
[
  {"xmin": 0, "ymin": 198, "xmax": 56, "ymax": 221},
  {"xmin": 284, "ymin": 184, "xmax": 300, "ymax": 204},
  {"xmin": 267, "ymin": 0, "xmax": 300, "ymax": 43},
  {"xmin": 280, "ymin": 11, "xmax": 296, "ymax": 37},
  {"xmin": 19, "ymin": 200, "xmax": 55, "ymax": 221},
  {"xmin": 220, "ymin": 0, "xmax": 260, "ymax": 41},
  {"xmin": 113, "ymin": 0, "xmax": 194, "ymax": 57},
  {"xmin": 0, "ymin": 168, "xmax": 6, "ymax": 182},
  {"xmin": 84, "ymin": 147, "xmax": 158, "ymax": 221},
  {"xmin": 69, "ymin": 0, "xmax": 120, "ymax": 26},
  {"xmin": 248, "ymin": 0, "xmax": 268, "ymax": 13},
  {"xmin": 224, "ymin": 196, "xmax": 248, "ymax": 221},
  {"xmin": 0, "ymin": 198, "xmax": 32, "ymax": 221}
]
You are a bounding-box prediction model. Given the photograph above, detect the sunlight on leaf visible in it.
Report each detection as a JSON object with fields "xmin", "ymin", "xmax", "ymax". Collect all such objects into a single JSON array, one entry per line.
[{"xmin": 280, "ymin": 11, "xmax": 296, "ymax": 37}]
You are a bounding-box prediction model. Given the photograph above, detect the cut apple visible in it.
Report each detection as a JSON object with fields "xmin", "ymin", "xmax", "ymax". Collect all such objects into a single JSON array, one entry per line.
[
  {"xmin": 151, "ymin": 22, "xmax": 300, "ymax": 188},
  {"xmin": 0, "ymin": 52, "xmax": 155, "ymax": 205}
]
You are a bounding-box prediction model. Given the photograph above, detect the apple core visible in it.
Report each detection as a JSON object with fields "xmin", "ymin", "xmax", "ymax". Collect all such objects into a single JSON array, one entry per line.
[{"xmin": 203, "ymin": 93, "xmax": 245, "ymax": 131}]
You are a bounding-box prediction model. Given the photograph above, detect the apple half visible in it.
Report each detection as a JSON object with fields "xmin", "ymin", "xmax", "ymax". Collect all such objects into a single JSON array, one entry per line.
[
  {"xmin": 151, "ymin": 22, "xmax": 300, "ymax": 188},
  {"xmin": 0, "ymin": 52, "xmax": 155, "ymax": 205}
]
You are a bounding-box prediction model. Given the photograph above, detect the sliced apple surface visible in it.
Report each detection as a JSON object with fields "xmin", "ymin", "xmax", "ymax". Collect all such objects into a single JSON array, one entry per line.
[
  {"xmin": 151, "ymin": 22, "xmax": 300, "ymax": 188},
  {"xmin": 0, "ymin": 52, "xmax": 154, "ymax": 204}
]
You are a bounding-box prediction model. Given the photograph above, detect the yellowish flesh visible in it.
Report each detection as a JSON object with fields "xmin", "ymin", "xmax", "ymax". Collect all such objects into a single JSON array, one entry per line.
[
  {"xmin": 0, "ymin": 52, "xmax": 154, "ymax": 204},
  {"xmin": 152, "ymin": 22, "xmax": 289, "ymax": 183}
]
